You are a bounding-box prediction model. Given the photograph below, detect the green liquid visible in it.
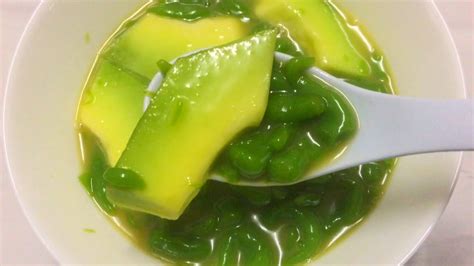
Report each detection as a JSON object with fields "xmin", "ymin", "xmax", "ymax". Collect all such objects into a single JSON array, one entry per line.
[
  {"xmin": 77, "ymin": 0, "xmax": 397, "ymax": 264},
  {"xmin": 80, "ymin": 128, "xmax": 394, "ymax": 264}
]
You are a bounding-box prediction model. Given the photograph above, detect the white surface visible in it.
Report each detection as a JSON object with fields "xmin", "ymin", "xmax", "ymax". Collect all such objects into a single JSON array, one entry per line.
[{"xmin": 0, "ymin": 0, "xmax": 472, "ymax": 265}]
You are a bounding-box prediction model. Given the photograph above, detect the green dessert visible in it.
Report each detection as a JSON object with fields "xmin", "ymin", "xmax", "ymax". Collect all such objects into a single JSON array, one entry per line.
[{"xmin": 76, "ymin": 0, "xmax": 396, "ymax": 264}]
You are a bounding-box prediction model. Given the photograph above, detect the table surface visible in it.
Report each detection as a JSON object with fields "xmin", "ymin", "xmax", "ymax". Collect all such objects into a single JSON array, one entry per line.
[{"xmin": 0, "ymin": 0, "xmax": 472, "ymax": 265}]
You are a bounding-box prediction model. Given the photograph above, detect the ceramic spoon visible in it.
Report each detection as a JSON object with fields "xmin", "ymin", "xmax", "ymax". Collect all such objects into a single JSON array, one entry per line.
[{"xmin": 145, "ymin": 51, "xmax": 474, "ymax": 186}]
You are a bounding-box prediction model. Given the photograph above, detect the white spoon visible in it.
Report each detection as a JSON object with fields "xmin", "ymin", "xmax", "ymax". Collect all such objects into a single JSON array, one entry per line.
[{"xmin": 145, "ymin": 51, "xmax": 474, "ymax": 186}]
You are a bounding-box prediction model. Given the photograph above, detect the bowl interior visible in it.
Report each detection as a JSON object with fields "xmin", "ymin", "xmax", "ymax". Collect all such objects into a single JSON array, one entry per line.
[{"xmin": 3, "ymin": 0, "xmax": 464, "ymax": 264}]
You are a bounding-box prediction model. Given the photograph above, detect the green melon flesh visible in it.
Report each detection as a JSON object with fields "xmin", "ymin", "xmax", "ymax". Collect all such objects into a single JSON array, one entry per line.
[
  {"xmin": 106, "ymin": 30, "xmax": 277, "ymax": 220},
  {"xmin": 79, "ymin": 15, "xmax": 249, "ymax": 164},
  {"xmin": 78, "ymin": 60, "xmax": 147, "ymax": 165},
  {"xmin": 102, "ymin": 14, "xmax": 250, "ymax": 79},
  {"xmin": 255, "ymin": 0, "xmax": 370, "ymax": 77}
]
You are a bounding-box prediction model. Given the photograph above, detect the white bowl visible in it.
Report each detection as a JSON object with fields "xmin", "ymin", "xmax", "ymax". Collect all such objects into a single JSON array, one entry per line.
[{"xmin": 3, "ymin": 0, "xmax": 465, "ymax": 264}]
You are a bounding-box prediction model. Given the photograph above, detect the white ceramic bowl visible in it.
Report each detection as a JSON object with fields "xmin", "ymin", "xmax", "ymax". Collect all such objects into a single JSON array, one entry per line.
[{"xmin": 3, "ymin": 0, "xmax": 465, "ymax": 264}]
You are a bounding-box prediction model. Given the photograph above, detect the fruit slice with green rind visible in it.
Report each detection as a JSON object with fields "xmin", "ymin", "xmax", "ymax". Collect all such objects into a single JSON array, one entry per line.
[
  {"xmin": 79, "ymin": 15, "xmax": 249, "ymax": 165},
  {"xmin": 106, "ymin": 30, "xmax": 277, "ymax": 220},
  {"xmin": 254, "ymin": 0, "xmax": 371, "ymax": 77},
  {"xmin": 102, "ymin": 14, "xmax": 250, "ymax": 79},
  {"xmin": 78, "ymin": 60, "xmax": 148, "ymax": 165}
]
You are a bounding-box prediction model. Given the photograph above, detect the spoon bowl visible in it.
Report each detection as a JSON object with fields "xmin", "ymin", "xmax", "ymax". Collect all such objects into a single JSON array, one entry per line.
[{"xmin": 146, "ymin": 51, "xmax": 473, "ymax": 186}]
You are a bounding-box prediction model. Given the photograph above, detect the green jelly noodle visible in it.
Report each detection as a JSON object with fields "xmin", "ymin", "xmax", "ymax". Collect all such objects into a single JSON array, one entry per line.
[
  {"xmin": 213, "ymin": 56, "xmax": 358, "ymax": 183},
  {"xmin": 76, "ymin": 0, "xmax": 397, "ymax": 264}
]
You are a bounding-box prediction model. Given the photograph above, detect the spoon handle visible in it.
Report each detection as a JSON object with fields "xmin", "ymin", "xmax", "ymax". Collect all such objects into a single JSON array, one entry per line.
[
  {"xmin": 296, "ymin": 90, "xmax": 473, "ymax": 185},
  {"xmin": 295, "ymin": 54, "xmax": 474, "ymax": 163},
  {"xmin": 349, "ymin": 94, "xmax": 473, "ymax": 160}
]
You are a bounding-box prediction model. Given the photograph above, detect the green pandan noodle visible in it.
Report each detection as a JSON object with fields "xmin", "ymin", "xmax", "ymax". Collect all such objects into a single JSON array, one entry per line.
[{"xmin": 76, "ymin": 0, "xmax": 396, "ymax": 264}]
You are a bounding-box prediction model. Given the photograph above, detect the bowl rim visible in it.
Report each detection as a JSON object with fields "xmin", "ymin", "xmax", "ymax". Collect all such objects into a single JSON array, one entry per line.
[
  {"xmin": 398, "ymin": 1, "xmax": 466, "ymax": 263},
  {"xmin": 1, "ymin": 0, "xmax": 467, "ymax": 264},
  {"xmin": 2, "ymin": 1, "xmax": 57, "ymax": 260}
]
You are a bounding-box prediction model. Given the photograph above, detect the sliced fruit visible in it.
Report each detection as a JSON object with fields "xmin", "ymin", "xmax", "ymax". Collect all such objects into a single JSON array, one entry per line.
[
  {"xmin": 78, "ymin": 60, "xmax": 147, "ymax": 165},
  {"xmin": 102, "ymin": 14, "xmax": 250, "ymax": 79},
  {"xmin": 79, "ymin": 15, "xmax": 249, "ymax": 164},
  {"xmin": 106, "ymin": 30, "xmax": 277, "ymax": 220},
  {"xmin": 254, "ymin": 0, "xmax": 370, "ymax": 77}
]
